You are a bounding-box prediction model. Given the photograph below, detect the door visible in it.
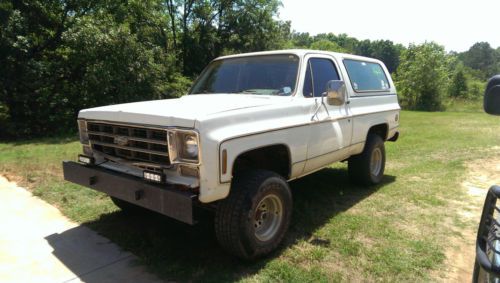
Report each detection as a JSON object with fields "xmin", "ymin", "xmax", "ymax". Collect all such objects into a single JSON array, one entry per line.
[{"xmin": 303, "ymin": 55, "xmax": 353, "ymax": 172}]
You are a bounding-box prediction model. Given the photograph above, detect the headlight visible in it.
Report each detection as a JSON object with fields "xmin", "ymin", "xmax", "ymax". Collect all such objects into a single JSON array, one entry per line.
[
  {"xmin": 183, "ymin": 135, "xmax": 199, "ymax": 159},
  {"xmin": 78, "ymin": 119, "xmax": 89, "ymax": 145},
  {"xmin": 168, "ymin": 130, "xmax": 200, "ymax": 164}
]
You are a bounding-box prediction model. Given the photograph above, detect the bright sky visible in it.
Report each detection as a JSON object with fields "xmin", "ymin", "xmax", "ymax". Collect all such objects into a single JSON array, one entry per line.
[{"xmin": 279, "ymin": 0, "xmax": 500, "ymax": 52}]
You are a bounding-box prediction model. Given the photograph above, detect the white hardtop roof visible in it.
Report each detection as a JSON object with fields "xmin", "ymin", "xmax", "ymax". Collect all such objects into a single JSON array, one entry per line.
[{"xmin": 215, "ymin": 49, "xmax": 382, "ymax": 64}]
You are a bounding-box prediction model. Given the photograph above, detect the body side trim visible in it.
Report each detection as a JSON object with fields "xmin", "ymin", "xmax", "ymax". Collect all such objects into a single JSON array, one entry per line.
[{"xmin": 216, "ymin": 109, "xmax": 399, "ymax": 184}]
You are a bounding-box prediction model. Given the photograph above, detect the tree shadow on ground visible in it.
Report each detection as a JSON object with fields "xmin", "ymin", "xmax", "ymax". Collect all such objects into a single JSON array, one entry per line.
[{"xmin": 49, "ymin": 167, "xmax": 395, "ymax": 282}]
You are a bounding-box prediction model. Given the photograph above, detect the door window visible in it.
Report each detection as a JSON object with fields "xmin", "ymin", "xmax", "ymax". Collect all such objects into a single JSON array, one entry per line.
[{"xmin": 303, "ymin": 58, "xmax": 340, "ymax": 97}]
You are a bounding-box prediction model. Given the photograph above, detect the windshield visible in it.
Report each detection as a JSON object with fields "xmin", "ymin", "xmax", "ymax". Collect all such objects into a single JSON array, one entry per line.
[{"xmin": 190, "ymin": 54, "xmax": 300, "ymax": 96}]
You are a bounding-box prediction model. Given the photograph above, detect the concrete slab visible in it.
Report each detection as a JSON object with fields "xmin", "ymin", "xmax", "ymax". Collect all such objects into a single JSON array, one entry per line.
[{"xmin": 0, "ymin": 176, "xmax": 163, "ymax": 283}]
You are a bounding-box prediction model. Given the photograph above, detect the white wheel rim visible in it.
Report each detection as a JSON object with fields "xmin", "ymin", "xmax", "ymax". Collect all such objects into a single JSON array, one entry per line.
[
  {"xmin": 254, "ymin": 194, "xmax": 283, "ymax": 242},
  {"xmin": 370, "ymin": 148, "xmax": 382, "ymax": 176}
]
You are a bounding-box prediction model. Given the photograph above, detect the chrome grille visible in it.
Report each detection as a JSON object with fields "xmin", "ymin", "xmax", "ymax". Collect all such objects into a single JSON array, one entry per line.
[{"xmin": 87, "ymin": 122, "xmax": 170, "ymax": 166}]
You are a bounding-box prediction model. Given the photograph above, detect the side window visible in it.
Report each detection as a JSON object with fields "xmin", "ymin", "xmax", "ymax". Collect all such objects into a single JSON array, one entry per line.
[
  {"xmin": 343, "ymin": 59, "xmax": 390, "ymax": 92},
  {"xmin": 303, "ymin": 58, "xmax": 340, "ymax": 97}
]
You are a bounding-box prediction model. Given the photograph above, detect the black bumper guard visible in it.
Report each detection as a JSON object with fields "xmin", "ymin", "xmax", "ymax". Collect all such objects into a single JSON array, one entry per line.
[{"xmin": 62, "ymin": 161, "xmax": 196, "ymax": 224}]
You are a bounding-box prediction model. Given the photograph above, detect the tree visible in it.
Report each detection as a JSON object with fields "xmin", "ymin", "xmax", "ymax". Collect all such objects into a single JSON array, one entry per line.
[
  {"xmin": 459, "ymin": 42, "xmax": 498, "ymax": 78},
  {"xmin": 290, "ymin": 35, "xmax": 403, "ymax": 73},
  {"xmin": 395, "ymin": 42, "xmax": 450, "ymax": 111},
  {"xmin": 164, "ymin": 0, "xmax": 289, "ymax": 76},
  {"xmin": 354, "ymin": 39, "xmax": 403, "ymax": 73},
  {"xmin": 369, "ymin": 40, "xmax": 403, "ymax": 73},
  {"xmin": 0, "ymin": 0, "xmax": 291, "ymax": 138},
  {"xmin": 355, "ymin": 39, "xmax": 374, "ymax": 57},
  {"xmin": 288, "ymin": 32, "xmax": 312, "ymax": 48},
  {"xmin": 310, "ymin": 39, "xmax": 346, "ymax": 53},
  {"xmin": 330, "ymin": 33, "xmax": 358, "ymax": 53},
  {"xmin": 0, "ymin": 0, "xmax": 189, "ymax": 138},
  {"xmin": 448, "ymin": 68, "xmax": 468, "ymax": 98}
]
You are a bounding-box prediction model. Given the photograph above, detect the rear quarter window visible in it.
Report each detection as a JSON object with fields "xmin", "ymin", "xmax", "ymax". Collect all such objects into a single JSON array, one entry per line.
[{"xmin": 343, "ymin": 59, "xmax": 390, "ymax": 93}]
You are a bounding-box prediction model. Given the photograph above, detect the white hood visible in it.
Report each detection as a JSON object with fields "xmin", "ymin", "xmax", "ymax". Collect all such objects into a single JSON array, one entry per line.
[{"xmin": 78, "ymin": 94, "xmax": 282, "ymax": 128}]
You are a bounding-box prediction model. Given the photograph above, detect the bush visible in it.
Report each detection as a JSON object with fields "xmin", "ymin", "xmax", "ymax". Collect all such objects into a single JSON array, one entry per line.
[
  {"xmin": 395, "ymin": 43, "xmax": 450, "ymax": 111},
  {"xmin": 448, "ymin": 69, "xmax": 468, "ymax": 98}
]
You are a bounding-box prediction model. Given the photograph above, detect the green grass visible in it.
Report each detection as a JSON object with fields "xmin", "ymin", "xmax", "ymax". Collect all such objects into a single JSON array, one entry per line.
[
  {"xmin": 444, "ymin": 97, "xmax": 483, "ymax": 113},
  {"xmin": 1, "ymin": 110, "xmax": 500, "ymax": 282}
]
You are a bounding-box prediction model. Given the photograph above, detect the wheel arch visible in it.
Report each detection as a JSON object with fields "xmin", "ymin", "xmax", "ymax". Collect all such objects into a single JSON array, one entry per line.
[
  {"xmin": 228, "ymin": 143, "xmax": 292, "ymax": 181},
  {"xmin": 367, "ymin": 123, "xmax": 389, "ymax": 141}
]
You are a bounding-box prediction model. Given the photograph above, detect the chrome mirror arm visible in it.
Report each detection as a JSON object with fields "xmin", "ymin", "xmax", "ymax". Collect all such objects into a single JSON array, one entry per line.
[{"xmin": 311, "ymin": 93, "xmax": 330, "ymax": 121}]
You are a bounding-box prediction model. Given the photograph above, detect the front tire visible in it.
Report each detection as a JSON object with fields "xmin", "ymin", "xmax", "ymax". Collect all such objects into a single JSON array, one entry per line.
[
  {"xmin": 215, "ymin": 170, "xmax": 292, "ymax": 260},
  {"xmin": 348, "ymin": 133, "xmax": 386, "ymax": 185}
]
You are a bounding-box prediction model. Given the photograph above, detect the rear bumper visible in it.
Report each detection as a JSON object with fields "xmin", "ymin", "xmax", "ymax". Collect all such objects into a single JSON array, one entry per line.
[{"xmin": 62, "ymin": 161, "xmax": 196, "ymax": 224}]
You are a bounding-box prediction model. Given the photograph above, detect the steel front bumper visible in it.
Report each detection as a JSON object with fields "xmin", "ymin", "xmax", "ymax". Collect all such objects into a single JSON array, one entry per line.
[{"xmin": 62, "ymin": 161, "xmax": 196, "ymax": 224}]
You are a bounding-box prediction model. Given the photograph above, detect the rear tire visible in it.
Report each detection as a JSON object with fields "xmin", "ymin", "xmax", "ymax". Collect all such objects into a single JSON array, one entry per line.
[
  {"xmin": 348, "ymin": 133, "xmax": 386, "ymax": 185},
  {"xmin": 215, "ymin": 170, "xmax": 292, "ymax": 260}
]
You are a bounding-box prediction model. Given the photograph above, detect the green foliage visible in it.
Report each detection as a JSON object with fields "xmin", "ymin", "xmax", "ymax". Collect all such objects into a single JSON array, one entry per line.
[
  {"xmin": 0, "ymin": 0, "xmax": 287, "ymax": 138},
  {"xmin": 467, "ymin": 78, "xmax": 486, "ymax": 100},
  {"xmin": 395, "ymin": 42, "xmax": 450, "ymax": 111},
  {"xmin": 459, "ymin": 42, "xmax": 500, "ymax": 79},
  {"xmin": 165, "ymin": 0, "xmax": 289, "ymax": 76},
  {"xmin": 287, "ymin": 32, "xmax": 313, "ymax": 48},
  {"xmin": 0, "ymin": 0, "xmax": 498, "ymax": 137},
  {"xmin": 355, "ymin": 39, "xmax": 404, "ymax": 73},
  {"xmin": 286, "ymin": 33, "xmax": 403, "ymax": 73},
  {"xmin": 448, "ymin": 68, "xmax": 468, "ymax": 98},
  {"xmin": 0, "ymin": 0, "xmax": 190, "ymax": 138},
  {"xmin": 161, "ymin": 74, "xmax": 192, "ymax": 98},
  {"xmin": 310, "ymin": 39, "xmax": 346, "ymax": 53}
]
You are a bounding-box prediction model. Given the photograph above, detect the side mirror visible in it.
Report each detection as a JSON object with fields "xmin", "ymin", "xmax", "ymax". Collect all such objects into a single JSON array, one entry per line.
[
  {"xmin": 484, "ymin": 75, "xmax": 500, "ymax": 115},
  {"xmin": 326, "ymin": 80, "xmax": 347, "ymax": 106}
]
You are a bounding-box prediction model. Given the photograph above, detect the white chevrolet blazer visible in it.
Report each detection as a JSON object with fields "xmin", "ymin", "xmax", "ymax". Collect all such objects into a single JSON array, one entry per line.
[{"xmin": 63, "ymin": 49, "xmax": 400, "ymax": 259}]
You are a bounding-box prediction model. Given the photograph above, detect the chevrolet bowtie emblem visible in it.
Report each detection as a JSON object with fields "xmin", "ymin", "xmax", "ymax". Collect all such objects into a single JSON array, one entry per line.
[{"xmin": 114, "ymin": 136, "xmax": 129, "ymax": 146}]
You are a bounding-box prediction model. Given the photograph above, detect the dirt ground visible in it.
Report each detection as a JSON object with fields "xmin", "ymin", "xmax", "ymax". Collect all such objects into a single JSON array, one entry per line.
[{"xmin": 437, "ymin": 155, "xmax": 500, "ymax": 282}]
